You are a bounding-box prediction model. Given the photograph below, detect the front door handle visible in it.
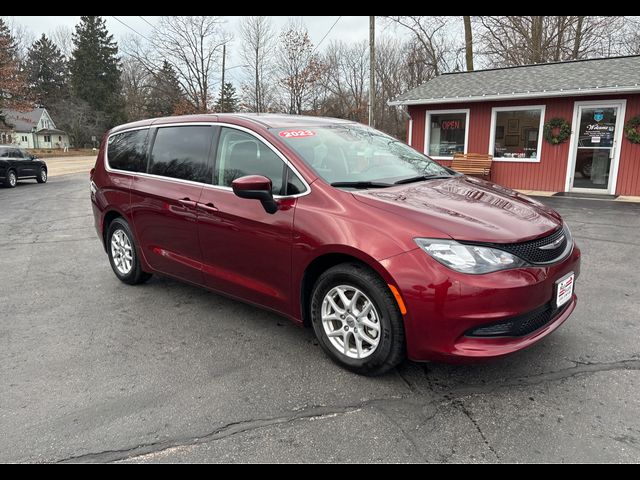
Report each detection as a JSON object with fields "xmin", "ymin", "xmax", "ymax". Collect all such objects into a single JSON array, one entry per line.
[
  {"xmin": 197, "ymin": 202, "xmax": 219, "ymax": 214},
  {"xmin": 178, "ymin": 198, "xmax": 198, "ymax": 208}
]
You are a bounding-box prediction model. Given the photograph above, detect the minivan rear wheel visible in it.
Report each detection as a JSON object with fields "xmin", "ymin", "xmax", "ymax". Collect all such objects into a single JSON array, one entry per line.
[
  {"xmin": 106, "ymin": 218, "xmax": 152, "ymax": 285},
  {"xmin": 310, "ymin": 263, "xmax": 405, "ymax": 376}
]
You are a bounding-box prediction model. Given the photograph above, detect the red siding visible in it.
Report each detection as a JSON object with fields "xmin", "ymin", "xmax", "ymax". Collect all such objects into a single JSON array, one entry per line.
[
  {"xmin": 409, "ymin": 94, "xmax": 640, "ymax": 196},
  {"xmin": 618, "ymin": 95, "xmax": 640, "ymax": 196}
]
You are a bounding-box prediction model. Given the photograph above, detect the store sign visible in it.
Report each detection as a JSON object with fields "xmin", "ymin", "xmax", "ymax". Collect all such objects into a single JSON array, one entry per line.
[
  {"xmin": 581, "ymin": 122, "xmax": 614, "ymax": 145},
  {"xmin": 594, "ymin": 110, "xmax": 604, "ymax": 122},
  {"xmin": 441, "ymin": 120, "xmax": 461, "ymax": 130}
]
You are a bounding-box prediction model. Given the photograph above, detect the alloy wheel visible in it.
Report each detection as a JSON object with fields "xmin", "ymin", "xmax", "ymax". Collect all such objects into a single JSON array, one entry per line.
[
  {"xmin": 321, "ymin": 285, "xmax": 381, "ymax": 359},
  {"xmin": 111, "ymin": 229, "xmax": 134, "ymax": 275}
]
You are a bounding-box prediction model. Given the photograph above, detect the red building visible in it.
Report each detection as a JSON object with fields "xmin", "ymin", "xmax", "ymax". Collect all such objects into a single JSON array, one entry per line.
[{"xmin": 390, "ymin": 56, "xmax": 640, "ymax": 197}]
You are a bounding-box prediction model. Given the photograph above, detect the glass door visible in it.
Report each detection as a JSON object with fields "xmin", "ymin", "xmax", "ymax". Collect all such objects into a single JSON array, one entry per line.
[{"xmin": 570, "ymin": 105, "xmax": 622, "ymax": 192}]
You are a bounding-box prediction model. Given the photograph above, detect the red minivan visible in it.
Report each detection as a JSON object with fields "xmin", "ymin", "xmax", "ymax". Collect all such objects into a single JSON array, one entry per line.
[{"xmin": 90, "ymin": 114, "xmax": 580, "ymax": 375}]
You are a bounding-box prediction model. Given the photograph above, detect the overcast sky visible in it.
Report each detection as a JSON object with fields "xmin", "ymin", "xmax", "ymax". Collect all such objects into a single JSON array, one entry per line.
[{"xmin": 7, "ymin": 16, "xmax": 396, "ymax": 85}]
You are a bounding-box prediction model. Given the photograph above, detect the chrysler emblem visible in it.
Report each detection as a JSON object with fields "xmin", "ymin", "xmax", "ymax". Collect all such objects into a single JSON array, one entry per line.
[{"xmin": 539, "ymin": 235, "xmax": 565, "ymax": 250}]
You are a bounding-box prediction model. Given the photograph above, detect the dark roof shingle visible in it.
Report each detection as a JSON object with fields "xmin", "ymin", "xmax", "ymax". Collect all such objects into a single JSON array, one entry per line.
[{"xmin": 390, "ymin": 56, "xmax": 640, "ymax": 105}]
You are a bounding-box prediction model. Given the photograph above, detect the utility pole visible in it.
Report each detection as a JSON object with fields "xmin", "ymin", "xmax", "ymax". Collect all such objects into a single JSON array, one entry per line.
[
  {"xmin": 220, "ymin": 44, "xmax": 226, "ymax": 113},
  {"xmin": 369, "ymin": 16, "xmax": 375, "ymax": 127}
]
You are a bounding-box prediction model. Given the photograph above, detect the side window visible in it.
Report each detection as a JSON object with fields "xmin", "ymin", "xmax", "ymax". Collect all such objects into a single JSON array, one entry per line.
[
  {"xmin": 149, "ymin": 126, "xmax": 213, "ymax": 183},
  {"xmin": 10, "ymin": 149, "xmax": 23, "ymax": 159},
  {"xmin": 0, "ymin": 148, "xmax": 9, "ymax": 158},
  {"xmin": 107, "ymin": 129, "xmax": 149, "ymax": 173},
  {"xmin": 285, "ymin": 166, "xmax": 306, "ymax": 195},
  {"xmin": 215, "ymin": 128, "xmax": 285, "ymax": 194}
]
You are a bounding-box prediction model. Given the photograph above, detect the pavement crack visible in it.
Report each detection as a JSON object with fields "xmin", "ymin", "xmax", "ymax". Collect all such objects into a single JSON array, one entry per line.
[
  {"xmin": 454, "ymin": 400, "xmax": 500, "ymax": 462},
  {"xmin": 373, "ymin": 404, "xmax": 429, "ymax": 463},
  {"xmin": 440, "ymin": 359, "xmax": 640, "ymax": 397},
  {"xmin": 0, "ymin": 237, "xmax": 96, "ymax": 247},
  {"xmin": 53, "ymin": 404, "xmax": 364, "ymax": 463},
  {"xmin": 395, "ymin": 368, "xmax": 419, "ymax": 394}
]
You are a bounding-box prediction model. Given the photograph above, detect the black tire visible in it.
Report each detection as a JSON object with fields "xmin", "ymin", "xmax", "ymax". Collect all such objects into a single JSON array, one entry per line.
[
  {"xmin": 36, "ymin": 167, "xmax": 47, "ymax": 184},
  {"xmin": 4, "ymin": 170, "xmax": 17, "ymax": 188},
  {"xmin": 310, "ymin": 262, "xmax": 405, "ymax": 376},
  {"xmin": 106, "ymin": 217, "xmax": 152, "ymax": 285}
]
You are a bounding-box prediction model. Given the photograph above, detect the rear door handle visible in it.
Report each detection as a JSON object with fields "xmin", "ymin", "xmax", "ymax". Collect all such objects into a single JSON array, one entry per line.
[
  {"xmin": 197, "ymin": 202, "xmax": 219, "ymax": 214},
  {"xmin": 178, "ymin": 198, "xmax": 198, "ymax": 208}
]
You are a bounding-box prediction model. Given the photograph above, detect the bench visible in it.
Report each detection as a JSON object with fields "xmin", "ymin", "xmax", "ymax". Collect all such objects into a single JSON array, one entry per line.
[{"xmin": 451, "ymin": 153, "xmax": 493, "ymax": 180}]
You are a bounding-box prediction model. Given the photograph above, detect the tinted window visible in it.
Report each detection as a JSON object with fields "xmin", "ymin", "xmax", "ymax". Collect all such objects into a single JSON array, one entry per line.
[
  {"xmin": 149, "ymin": 126, "xmax": 213, "ymax": 183},
  {"xmin": 108, "ymin": 129, "xmax": 149, "ymax": 172},
  {"xmin": 215, "ymin": 128, "xmax": 285, "ymax": 194},
  {"xmin": 0, "ymin": 148, "xmax": 9, "ymax": 158},
  {"xmin": 285, "ymin": 166, "xmax": 306, "ymax": 195}
]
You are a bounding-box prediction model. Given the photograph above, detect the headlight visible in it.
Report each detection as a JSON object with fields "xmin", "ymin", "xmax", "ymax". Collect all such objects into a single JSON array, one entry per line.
[{"xmin": 415, "ymin": 238, "xmax": 527, "ymax": 274}]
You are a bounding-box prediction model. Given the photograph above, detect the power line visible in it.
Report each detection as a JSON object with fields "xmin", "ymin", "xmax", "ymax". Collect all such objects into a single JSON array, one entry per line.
[
  {"xmin": 138, "ymin": 16, "xmax": 156, "ymax": 30},
  {"xmin": 312, "ymin": 16, "xmax": 342, "ymax": 54},
  {"xmin": 111, "ymin": 16, "xmax": 152, "ymax": 43}
]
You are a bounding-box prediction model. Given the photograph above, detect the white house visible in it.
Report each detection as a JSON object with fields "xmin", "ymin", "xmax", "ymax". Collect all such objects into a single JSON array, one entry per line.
[{"xmin": 0, "ymin": 107, "xmax": 69, "ymax": 149}]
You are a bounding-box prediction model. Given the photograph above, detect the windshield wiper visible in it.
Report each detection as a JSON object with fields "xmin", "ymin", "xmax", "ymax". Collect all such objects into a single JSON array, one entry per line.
[
  {"xmin": 330, "ymin": 181, "xmax": 393, "ymax": 189},
  {"xmin": 393, "ymin": 174, "xmax": 453, "ymax": 185}
]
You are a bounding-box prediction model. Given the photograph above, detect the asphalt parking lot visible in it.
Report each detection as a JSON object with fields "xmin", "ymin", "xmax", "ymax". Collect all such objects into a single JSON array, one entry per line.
[{"xmin": 1, "ymin": 173, "xmax": 639, "ymax": 463}]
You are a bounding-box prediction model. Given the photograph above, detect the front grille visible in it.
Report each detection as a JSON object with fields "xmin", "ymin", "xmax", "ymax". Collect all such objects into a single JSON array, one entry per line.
[
  {"xmin": 465, "ymin": 302, "xmax": 569, "ymax": 338},
  {"xmin": 469, "ymin": 225, "xmax": 570, "ymax": 265}
]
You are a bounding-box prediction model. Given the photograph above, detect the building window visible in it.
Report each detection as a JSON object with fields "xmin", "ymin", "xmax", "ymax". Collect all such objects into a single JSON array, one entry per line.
[
  {"xmin": 44, "ymin": 135, "xmax": 51, "ymax": 143},
  {"xmin": 425, "ymin": 109, "xmax": 469, "ymax": 158},
  {"xmin": 22, "ymin": 136, "xmax": 27, "ymax": 142},
  {"xmin": 490, "ymin": 106, "xmax": 545, "ymax": 162}
]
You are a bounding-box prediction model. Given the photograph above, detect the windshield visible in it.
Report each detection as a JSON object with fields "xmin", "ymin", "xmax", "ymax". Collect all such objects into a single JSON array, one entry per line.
[{"xmin": 273, "ymin": 124, "xmax": 453, "ymax": 187}]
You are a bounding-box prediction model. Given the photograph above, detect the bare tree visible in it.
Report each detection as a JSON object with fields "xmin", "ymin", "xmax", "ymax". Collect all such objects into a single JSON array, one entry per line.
[
  {"xmin": 618, "ymin": 17, "xmax": 640, "ymax": 55},
  {"xmin": 374, "ymin": 37, "xmax": 409, "ymax": 137},
  {"xmin": 277, "ymin": 20, "xmax": 324, "ymax": 115},
  {"xmin": 50, "ymin": 25, "xmax": 73, "ymax": 59},
  {"xmin": 477, "ymin": 16, "xmax": 628, "ymax": 66},
  {"xmin": 4, "ymin": 17, "xmax": 34, "ymax": 62},
  {"xmin": 319, "ymin": 40, "xmax": 369, "ymax": 122},
  {"xmin": 239, "ymin": 16, "xmax": 276, "ymax": 113},
  {"xmin": 384, "ymin": 16, "xmax": 460, "ymax": 77},
  {"xmin": 125, "ymin": 16, "xmax": 230, "ymax": 113},
  {"xmin": 121, "ymin": 57, "xmax": 150, "ymax": 122},
  {"xmin": 463, "ymin": 16, "xmax": 474, "ymax": 70}
]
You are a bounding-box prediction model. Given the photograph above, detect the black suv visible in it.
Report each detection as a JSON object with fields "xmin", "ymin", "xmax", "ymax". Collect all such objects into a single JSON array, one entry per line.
[{"xmin": 0, "ymin": 145, "xmax": 48, "ymax": 188}]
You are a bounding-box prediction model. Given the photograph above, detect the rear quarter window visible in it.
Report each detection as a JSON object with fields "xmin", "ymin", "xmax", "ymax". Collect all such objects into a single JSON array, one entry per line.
[{"xmin": 107, "ymin": 129, "xmax": 149, "ymax": 173}]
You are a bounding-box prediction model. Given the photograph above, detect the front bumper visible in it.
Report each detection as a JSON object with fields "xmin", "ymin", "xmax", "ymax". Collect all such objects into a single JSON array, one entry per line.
[{"xmin": 381, "ymin": 244, "xmax": 581, "ymax": 362}]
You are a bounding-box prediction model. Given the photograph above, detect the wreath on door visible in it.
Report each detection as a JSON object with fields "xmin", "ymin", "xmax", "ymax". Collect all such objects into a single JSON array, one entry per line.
[
  {"xmin": 543, "ymin": 118, "xmax": 571, "ymax": 145},
  {"xmin": 624, "ymin": 115, "xmax": 640, "ymax": 144}
]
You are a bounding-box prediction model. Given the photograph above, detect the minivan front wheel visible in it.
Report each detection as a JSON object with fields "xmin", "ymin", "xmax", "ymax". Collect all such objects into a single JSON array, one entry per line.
[
  {"xmin": 310, "ymin": 263, "xmax": 405, "ymax": 376},
  {"xmin": 106, "ymin": 218, "xmax": 151, "ymax": 285}
]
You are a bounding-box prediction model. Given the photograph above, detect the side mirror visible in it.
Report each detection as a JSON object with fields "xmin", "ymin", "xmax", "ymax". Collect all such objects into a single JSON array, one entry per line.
[{"xmin": 232, "ymin": 175, "xmax": 278, "ymax": 214}]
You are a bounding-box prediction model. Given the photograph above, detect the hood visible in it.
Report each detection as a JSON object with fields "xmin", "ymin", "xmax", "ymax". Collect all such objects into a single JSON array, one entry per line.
[{"xmin": 352, "ymin": 176, "xmax": 562, "ymax": 244}]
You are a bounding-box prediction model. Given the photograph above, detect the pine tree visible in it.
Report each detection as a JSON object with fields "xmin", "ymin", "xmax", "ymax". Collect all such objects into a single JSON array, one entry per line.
[
  {"xmin": 25, "ymin": 34, "xmax": 68, "ymax": 108},
  {"xmin": 69, "ymin": 16, "xmax": 124, "ymax": 126},
  {"xmin": 146, "ymin": 60, "xmax": 184, "ymax": 117},
  {"xmin": 214, "ymin": 82, "xmax": 240, "ymax": 113},
  {"xmin": 0, "ymin": 19, "xmax": 29, "ymax": 120}
]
